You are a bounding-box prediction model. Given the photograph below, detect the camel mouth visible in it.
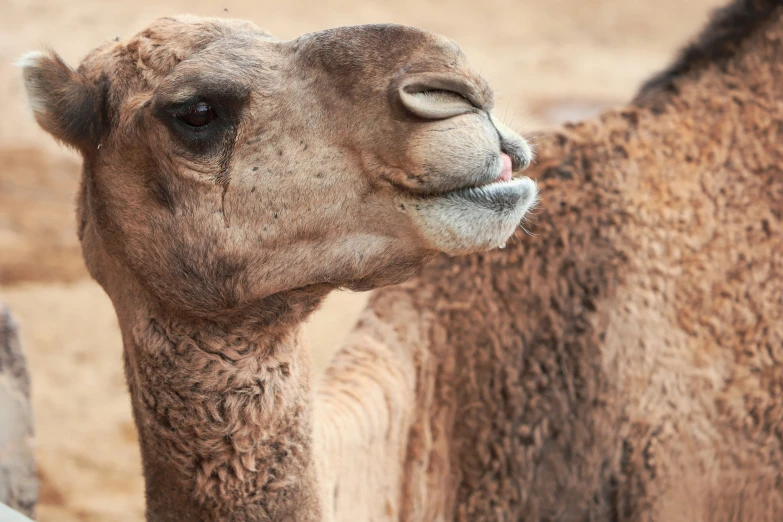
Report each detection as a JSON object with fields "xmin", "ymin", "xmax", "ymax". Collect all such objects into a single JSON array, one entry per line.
[
  {"xmin": 415, "ymin": 148, "xmax": 535, "ymax": 211},
  {"xmin": 443, "ymin": 176, "xmax": 536, "ymax": 212},
  {"xmin": 401, "ymin": 176, "xmax": 538, "ymax": 255}
]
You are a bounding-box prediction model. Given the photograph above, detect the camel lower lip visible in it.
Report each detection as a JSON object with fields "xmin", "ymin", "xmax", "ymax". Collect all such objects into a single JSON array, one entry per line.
[
  {"xmin": 402, "ymin": 176, "xmax": 538, "ymax": 255},
  {"xmin": 443, "ymin": 177, "xmax": 535, "ymax": 212}
]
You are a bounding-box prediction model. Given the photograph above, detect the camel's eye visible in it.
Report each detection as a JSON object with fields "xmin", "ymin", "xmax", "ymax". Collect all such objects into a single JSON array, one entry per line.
[{"xmin": 176, "ymin": 102, "xmax": 216, "ymax": 127}]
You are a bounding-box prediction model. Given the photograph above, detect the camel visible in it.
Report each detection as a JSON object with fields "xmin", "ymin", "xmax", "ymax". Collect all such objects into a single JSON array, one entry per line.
[
  {"xmin": 327, "ymin": 0, "xmax": 783, "ymax": 520},
  {"xmin": 0, "ymin": 303, "xmax": 36, "ymax": 520},
  {"xmin": 20, "ymin": 0, "xmax": 783, "ymax": 520},
  {"xmin": 19, "ymin": 16, "xmax": 537, "ymax": 521}
]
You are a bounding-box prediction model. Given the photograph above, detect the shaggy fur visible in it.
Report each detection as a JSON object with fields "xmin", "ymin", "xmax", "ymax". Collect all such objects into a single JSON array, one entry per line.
[
  {"xmin": 636, "ymin": 0, "xmax": 780, "ymax": 106},
  {"xmin": 0, "ymin": 303, "xmax": 37, "ymax": 519},
  {"xmin": 326, "ymin": 0, "xmax": 783, "ymax": 520}
]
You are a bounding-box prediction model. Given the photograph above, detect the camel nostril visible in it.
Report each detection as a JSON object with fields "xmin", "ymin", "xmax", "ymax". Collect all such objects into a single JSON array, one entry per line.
[
  {"xmin": 398, "ymin": 88, "xmax": 475, "ymax": 120},
  {"xmin": 395, "ymin": 73, "xmax": 483, "ymax": 120}
]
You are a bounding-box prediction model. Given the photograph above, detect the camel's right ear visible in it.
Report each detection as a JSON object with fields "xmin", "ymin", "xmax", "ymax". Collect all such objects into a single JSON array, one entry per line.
[{"xmin": 18, "ymin": 50, "xmax": 102, "ymax": 151}]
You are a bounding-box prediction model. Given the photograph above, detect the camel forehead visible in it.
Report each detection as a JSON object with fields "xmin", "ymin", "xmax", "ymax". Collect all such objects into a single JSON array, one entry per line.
[
  {"xmin": 137, "ymin": 18, "xmax": 457, "ymax": 59},
  {"xmin": 294, "ymin": 24, "xmax": 466, "ymax": 71},
  {"xmin": 81, "ymin": 17, "xmax": 464, "ymax": 88},
  {"xmin": 297, "ymin": 24, "xmax": 460, "ymax": 55},
  {"xmin": 138, "ymin": 19, "xmax": 466, "ymax": 75},
  {"xmin": 135, "ymin": 15, "xmax": 274, "ymax": 49},
  {"xmin": 120, "ymin": 17, "xmax": 458, "ymax": 63}
]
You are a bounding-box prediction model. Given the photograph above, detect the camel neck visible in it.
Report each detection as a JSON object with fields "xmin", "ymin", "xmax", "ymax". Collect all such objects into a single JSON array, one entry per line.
[{"xmin": 118, "ymin": 300, "xmax": 321, "ymax": 521}]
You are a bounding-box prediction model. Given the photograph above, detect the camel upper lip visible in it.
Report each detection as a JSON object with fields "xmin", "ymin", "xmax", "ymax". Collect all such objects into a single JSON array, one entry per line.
[
  {"xmin": 393, "ymin": 158, "xmax": 528, "ymax": 200},
  {"xmin": 406, "ymin": 168, "xmax": 529, "ymax": 201}
]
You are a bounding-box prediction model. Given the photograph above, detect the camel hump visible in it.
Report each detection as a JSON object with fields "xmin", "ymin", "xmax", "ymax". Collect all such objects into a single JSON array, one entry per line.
[{"xmin": 0, "ymin": 302, "xmax": 37, "ymax": 519}]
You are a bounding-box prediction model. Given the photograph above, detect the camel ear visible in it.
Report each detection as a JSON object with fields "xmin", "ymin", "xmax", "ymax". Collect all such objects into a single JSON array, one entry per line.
[{"xmin": 18, "ymin": 50, "xmax": 102, "ymax": 150}]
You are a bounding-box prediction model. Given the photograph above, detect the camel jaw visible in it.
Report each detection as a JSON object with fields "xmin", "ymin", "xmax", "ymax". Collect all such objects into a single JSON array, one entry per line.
[{"xmin": 402, "ymin": 176, "xmax": 538, "ymax": 255}]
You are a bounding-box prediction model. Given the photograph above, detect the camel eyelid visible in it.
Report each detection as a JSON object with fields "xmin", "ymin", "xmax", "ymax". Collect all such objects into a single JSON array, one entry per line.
[{"xmin": 155, "ymin": 77, "xmax": 250, "ymax": 121}]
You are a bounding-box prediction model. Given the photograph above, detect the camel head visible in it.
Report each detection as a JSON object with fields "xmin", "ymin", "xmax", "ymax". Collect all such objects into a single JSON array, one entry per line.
[{"xmin": 20, "ymin": 16, "xmax": 537, "ymax": 318}]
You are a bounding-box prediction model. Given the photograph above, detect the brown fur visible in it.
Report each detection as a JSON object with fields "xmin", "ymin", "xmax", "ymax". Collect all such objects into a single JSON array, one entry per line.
[
  {"xmin": 21, "ymin": 15, "xmax": 537, "ymax": 522},
  {"xmin": 22, "ymin": 1, "xmax": 783, "ymax": 519},
  {"xmin": 328, "ymin": 0, "xmax": 783, "ymax": 520}
]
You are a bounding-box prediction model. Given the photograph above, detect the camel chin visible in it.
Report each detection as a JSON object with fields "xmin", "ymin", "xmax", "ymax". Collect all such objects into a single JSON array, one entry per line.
[{"xmin": 403, "ymin": 176, "xmax": 538, "ymax": 255}]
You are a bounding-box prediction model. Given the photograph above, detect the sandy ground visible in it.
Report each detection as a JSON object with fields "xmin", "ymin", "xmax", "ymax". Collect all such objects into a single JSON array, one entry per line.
[{"xmin": 0, "ymin": 0, "xmax": 722, "ymax": 519}]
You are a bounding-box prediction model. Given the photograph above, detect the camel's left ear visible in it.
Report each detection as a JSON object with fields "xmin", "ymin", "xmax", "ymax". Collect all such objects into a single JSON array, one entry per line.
[{"xmin": 18, "ymin": 50, "xmax": 102, "ymax": 151}]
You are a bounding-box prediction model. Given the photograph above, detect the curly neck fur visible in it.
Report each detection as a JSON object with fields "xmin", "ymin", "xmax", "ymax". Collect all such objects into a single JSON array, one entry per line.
[
  {"xmin": 127, "ymin": 311, "xmax": 320, "ymax": 521},
  {"xmin": 88, "ymin": 237, "xmax": 326, "ymax": 521}
]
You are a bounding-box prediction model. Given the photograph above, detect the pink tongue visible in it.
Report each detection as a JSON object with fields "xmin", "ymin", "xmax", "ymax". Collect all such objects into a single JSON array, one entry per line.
[{"xmin": 497, "ymin": 153, "xmax": 513, "ymax": 182}]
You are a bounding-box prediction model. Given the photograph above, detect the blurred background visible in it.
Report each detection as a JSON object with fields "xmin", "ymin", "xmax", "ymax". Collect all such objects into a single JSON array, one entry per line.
[{"xmin": 1, "ymin": 0, "xmax": 722, "ymax": 520}]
